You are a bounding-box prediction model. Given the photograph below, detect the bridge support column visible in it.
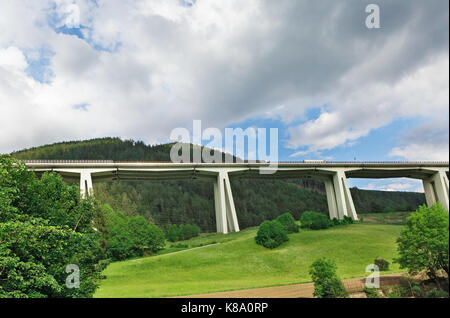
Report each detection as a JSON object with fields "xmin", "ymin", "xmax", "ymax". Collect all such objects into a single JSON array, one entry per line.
[
  {"xmin": 80, "ymin": 171, "xmax": 94, "ymax": 198},
  {"xmin": 214, "ymin": 171, "xmax": 239, "ymax": 234},
  {"xmin": 423, "ymin": 171, "xmax": 449, "ymax": 211},
  {"xmin": 324, "ymin": 178, "xmax": 338, "ymax": 219},
  {"xmin": 323, "ymin": 170, "xmax": 358, "ymax": 220}
]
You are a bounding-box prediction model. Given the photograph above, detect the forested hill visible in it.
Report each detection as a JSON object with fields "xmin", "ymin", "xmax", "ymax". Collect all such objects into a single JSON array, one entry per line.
[{"xmin": 11, "ymin": 138, "xmax": 426, "ymax": 231}]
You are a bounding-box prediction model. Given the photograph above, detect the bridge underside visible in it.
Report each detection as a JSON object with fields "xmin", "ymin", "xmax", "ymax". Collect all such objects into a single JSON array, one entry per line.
[{"xmin": 29, "ymin": 162, "xmax": 449, "ymax": 234}]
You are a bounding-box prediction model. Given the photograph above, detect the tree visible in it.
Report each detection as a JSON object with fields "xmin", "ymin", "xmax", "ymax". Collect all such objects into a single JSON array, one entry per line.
[
  {"xmin": 309, "ymin": 258, "xmax": 348, "ymax": 298},
  {"xmin": 276, "ymin": 212, "xmax": 299, "ymax": 233},
  {"xmin": 395, "ymin": 203, "xmax": 449, "ymax": 280},
  {"xmin": 0, "ymin": 155, "xmax": 107, "ymax": 298},
  {"xmin": 300, "ymin": 211, "xmax": 330, "ymax": 230},
  {"xmin": 178, "ymin": 224, "xmax": 187, "ymax": 240},
  {"xmin": 102, "ymin": 205, "xmax": 165, "ymax": 260},
  {"xmin": 255, "ymin": 220, "xmax": 288, "ymax": 249},
  {"xmin": 166, "ymin": 224, "xmax": 180, "ymax": 242}
]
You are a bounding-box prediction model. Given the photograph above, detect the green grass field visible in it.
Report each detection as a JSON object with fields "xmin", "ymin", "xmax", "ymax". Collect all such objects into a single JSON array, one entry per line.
[{"xmin": 95, "ymin": 223, "xmax": 405, "ymax": 298}]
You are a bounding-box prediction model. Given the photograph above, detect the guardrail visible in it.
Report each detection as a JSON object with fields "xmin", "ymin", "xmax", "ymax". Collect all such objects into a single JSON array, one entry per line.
[{"xmin": 21, "ymin": 159, "xmax": 449, "ymax": 165}]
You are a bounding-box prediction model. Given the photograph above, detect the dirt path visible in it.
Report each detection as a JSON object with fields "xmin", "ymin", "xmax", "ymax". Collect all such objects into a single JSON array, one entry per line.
[{"xmin": 173, "ymin": 273, "xmax": 404, "ymax": 298}]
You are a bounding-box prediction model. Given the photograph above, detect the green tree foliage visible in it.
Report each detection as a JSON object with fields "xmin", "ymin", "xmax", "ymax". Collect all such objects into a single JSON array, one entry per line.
[
  {"xmin": 276, "ymin": 212, "xmax": 299, "ymax": 233},
  {"xmin": 343, "ymin": 216, "xmax": 354, "ymax": 224},
  {"xmin": 300, "ymin": 211, "xmax": 331, "ymax": 230},
  {"xmin": 351, "ymin": 187, "xmax": 424, "ymax": 213},
  {"xmin": 309, "ymin": 258, "xmax": 348, "ymax": 298},
  {"xmin": 374, "ymin": 257, "xmax": 390, "ymax": 271},
  {"xmin": 166, "ymin": 224, "xmax": 180, "ymax": 242},
  {"xmin": 166, "ymin": 224, "xmax": 200, "ymax": 242},
  {"xmin": 0, "ymin": 155, "xmax": 106, "ymax": 298},
  {"xmin": 180, "ymin": 224, "xmax": 200, "ymax": 240},
  {"xmin": 255, "ymin": 220, "xmax": 288, "ymax": 249},
  {"xmin": 395, "ymin": 203, "xmax": 449, "ymax": 280},
  {"xmin": 101, "ymin": 205, "xmax": 165, "ymax": 261}
]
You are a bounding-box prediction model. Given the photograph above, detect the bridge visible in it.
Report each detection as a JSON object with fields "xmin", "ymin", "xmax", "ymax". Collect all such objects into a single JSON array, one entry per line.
[{"xmin": 23, "ymin": 160, "xmax": 449, "ymax": 234}]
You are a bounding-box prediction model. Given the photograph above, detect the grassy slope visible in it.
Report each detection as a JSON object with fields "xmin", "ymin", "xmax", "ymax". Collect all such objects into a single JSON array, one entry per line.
[{"xmin": 95, "ymin": 223, "xmax": 404, "ymax": 298}]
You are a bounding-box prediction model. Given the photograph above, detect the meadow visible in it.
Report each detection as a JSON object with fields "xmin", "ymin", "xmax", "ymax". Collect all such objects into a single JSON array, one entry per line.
[{"xmin": 95, "ymin": 223, "xmax": 405, "ymax": 298}]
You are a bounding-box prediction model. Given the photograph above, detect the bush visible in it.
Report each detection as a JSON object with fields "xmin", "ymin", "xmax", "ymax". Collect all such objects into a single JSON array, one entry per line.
[
  {"xmin": 381, "ymin": 286, "xmax": 402, "ymax": 298},
  {"xmin": 190, "ymin": 224, "xmax": 200, "ymax": 237},
  {"xmin": 343, "ymin": 216, "xmax": 354, "ymax": 224},
  {"xmin": 309, "ymin": 258, "xmax": 348, "ymax": 298},
  {"xmin": 424, "ymin": 288, "xmax": 449, "ymax": 298},
  {"xmin": 276, "ymin": 212, "xmax": 299, "ymax": 233},
  {"xmin": 300, "ymin": 211, "xmax": 330, "ymax": 230},
  {"xmin": 363, "ymin": 286, "xmax": 381, "ymax": 298},
  {"xmin": 179, "ymin": 224, "xmax": 200, "ymax": 240},
  {"xmin": 395, "ymin": 203, "xmax": 449, "ymax": 280},
  {"xmin": 255, "ymin": 220, "xmax": 289, "ymax": 249},
  {"xmin": 104, "ymin": 210, "xmax": 165, "ymax": 260},
  {"xmin": 374, "ymin": 257, "xmax": 390, "ymax": 271},
  {"xmin": 166, "ymin": 224, "xmax": 200, "ymax": 242},
  {"xmin": 331, "ymin": 218, "xmax": 341, "ymax": 226},
  {"xmin": 411, "ymin": 285, "xmax": 424, "ymax": 297},
  {"xmin": 166, "ymin": 224, "xmax": 180, "ymax": 242}
]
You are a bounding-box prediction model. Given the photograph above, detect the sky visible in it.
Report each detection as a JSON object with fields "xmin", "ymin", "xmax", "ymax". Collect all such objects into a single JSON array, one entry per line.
[{"xmin": 0, "ymin": 0, "xmax": 448, "ymax": 192}]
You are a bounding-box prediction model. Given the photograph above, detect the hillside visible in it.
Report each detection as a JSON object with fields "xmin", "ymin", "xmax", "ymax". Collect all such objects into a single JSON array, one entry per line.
[
  {"xmin": 11, "ymin": 138, "xmax": 426, "ymax": 231},
  {"xmin": 94, "ymin": 223, "xmax": 404, "ymax": 298}
]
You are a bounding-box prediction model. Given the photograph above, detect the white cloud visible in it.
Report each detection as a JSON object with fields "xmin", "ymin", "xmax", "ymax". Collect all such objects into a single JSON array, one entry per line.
[
  {"xmin": 0, "ymin": 46, "xmax": 28, "ymax": 70},
  {"xmin": 288, "ymin": 151, "xmax": 309, "ymax": 158},
  {"xmin": 389, "ymin": 119, "xmax": 449, "ymax": 161},
  {"xmin": 364, "ymin": 178, "xmax": 424, "ymax": 193},
  {"xmin": 390, "ymin": 141, "xmax": 449, "ymax": 162},
  {"xmin": 0, "ymin": 0, "xmax": 448, "ymax": 157},
  {"xmin": 287, "ymin": 54, "xmax": 449, "ymax": 152}
]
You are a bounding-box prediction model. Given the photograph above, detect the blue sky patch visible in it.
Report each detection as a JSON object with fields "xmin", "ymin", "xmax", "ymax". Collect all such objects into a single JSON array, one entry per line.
[
  {"xmin": 24, "ymin": 47, "xmax": 55, "ymax": 84},
  {"xmin": 73, "ymin": 103, "xmax": 90, "ymax": 111}
]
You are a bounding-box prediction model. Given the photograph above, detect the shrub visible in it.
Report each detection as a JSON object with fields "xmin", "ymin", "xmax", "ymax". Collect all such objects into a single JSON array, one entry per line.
[
  {"xmin": 166, "ymin": 224, "xmax": 180, "ymax": 242},
  {"xmin": 276, "ymin": 212, "xmax": 299, "ymax": 233},
  {"xmin": 343, "ymin": 216, "xmax": 354, "ymax": 224},
  {"xmin": 381, "ymin": 286, "xmax": 401, "ymax": 298},
  {"xmin": 145, "ymin": 222, "xmax": 166, "ymax": 253},
  {"xmin": 178, "ymin": 224, "xmax": 187, "ymax": 240},
  {"xmin": 190, "ymin": 224, "xmax": 200, "ymax": 237},
  {"xmin": 424, "ymin": 288, "xmax": 449, "ymax": 298},
  {"xmin": 374, "ymin": 257, "xmax": 390, "ymax": 271},
  {"xmin": 300, "ymin": 211, "xmax": 330, "ymax": 230},
  {"xmin": 331, "ymin": 218, "xmax": 341, "ymax": 226},
  {"xmin": 180, "ymin": 224, "xmax": 200, "ymax": 240},
  {"xmin": 166, "ymin": 224, "xmax": 200, "ymax": 242},
  {"xmin": 411, "ymin": 285, "xmax": 424, "ymax": 298},
  {"xmin": 105, "ymin": 212, "xmax": 165, "ymax": 260},
  {"xmin": 255, "ymin": 220, "xmax": 289, "ymax": 249},
  {"xmin": 309, "ymin": 258, "xmax": 348, "ymax": 298},
  {"xmin": 363, "ymin": 286, "xmax": 381, "ymax": 298},
  {"xmin": 395, "ymin": 203, "xmax": 449, "ymax": 280}
]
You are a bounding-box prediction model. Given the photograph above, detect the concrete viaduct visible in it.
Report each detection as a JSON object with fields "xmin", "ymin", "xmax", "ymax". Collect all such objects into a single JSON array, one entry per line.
[{"xmin": 23, "ymin": 160, "xmax": 449, "ymax": 234}]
